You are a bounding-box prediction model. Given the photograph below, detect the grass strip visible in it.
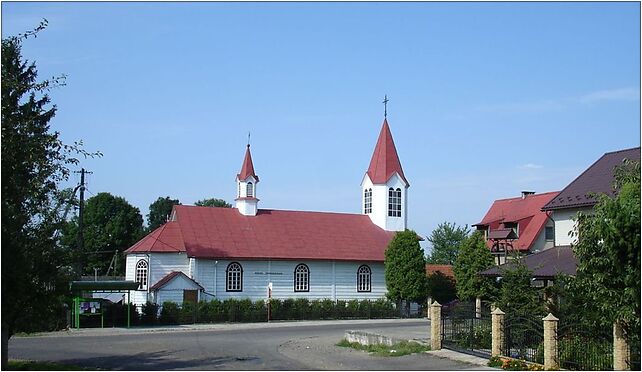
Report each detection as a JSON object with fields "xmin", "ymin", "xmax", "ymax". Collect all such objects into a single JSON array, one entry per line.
[
  {"xmin": 7, "ymin": 360, "xmax": 97, "ymax": 370},
  {"xmin": 336, "ymin": 338, "xmax": 430, "ymax": 357}
]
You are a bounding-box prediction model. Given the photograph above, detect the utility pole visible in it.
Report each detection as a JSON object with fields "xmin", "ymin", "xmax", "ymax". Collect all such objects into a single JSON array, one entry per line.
[{"xmin": 74, "ymin": 168, "xmax": 92, "ymax": 276}]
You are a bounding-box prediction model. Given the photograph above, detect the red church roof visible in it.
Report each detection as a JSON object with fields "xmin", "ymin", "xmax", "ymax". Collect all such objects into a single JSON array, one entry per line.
[
  {"xmin": 237, "ymin": 144, "xmax": 258, "ymax": 181},
  {"xmin": 366, "ymin": 118, "xmax": 409, "ymax": 186},
  {"xmin": 474, "ymin": 191, "xmax": 558, "ymax": 252},
  {"xmin": 126, "ymin": 221, "xmax": 186, "ymax": 253},
  {"xmin": 126, "ymin": 205, "xmax": 396, "ymax": 261}
]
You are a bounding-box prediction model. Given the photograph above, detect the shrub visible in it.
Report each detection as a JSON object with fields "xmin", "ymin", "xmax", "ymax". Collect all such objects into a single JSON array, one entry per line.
[
  {"xmin": 346, "ymin": 300, "xmax": 360, "ymax": 318},
  {"xmin": 141, "ymin": 302, "xmax": 159, "ymax": 325},
  {"xmin": 488, "ymin": 356, "xmax": 503, "ymax": 368},
  {"xmin": 293, "ymin": 298, "xmax": 309, "ymax": 320},
  {"xmin": 159, "ymin": 302, "xmax": 179, "ymax": 325},
  {"xmin": 179, "ymin": 301, "xmax": 197, "ymax": 324}
]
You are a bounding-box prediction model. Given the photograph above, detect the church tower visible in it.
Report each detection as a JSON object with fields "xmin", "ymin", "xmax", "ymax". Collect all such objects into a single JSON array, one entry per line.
[
  {"xmin": 235, "ymin": 144, "xmax": 259, "ymax": 216},
  {"xmin": 361, "ymin": 118, "xmax": 409, "ymax": 231}
]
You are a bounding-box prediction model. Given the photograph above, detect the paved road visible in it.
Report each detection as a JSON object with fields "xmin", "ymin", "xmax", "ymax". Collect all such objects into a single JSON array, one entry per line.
[{"xmin": 9, "ymin": 320, "xmax": 484, "ymax": 370}]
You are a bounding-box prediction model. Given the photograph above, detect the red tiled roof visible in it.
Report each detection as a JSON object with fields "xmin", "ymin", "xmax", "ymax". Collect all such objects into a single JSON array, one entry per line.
[
  {"xmin": 125, "ymin": 222, "xmax": 186, "ymax": 253},
  {"xmin": 425, "ymin": 264, "xmax": 455, "ymax": 280},
  {"xmin": 127, "ymin": 205, "xmax": 396, "ymax": 261},
  {"xmin": 150, "ymin": 271, "xmax": 203, "ymax": 291},
  {"xmin": 366, "ymin": 118, "xmax": 409, "ymax": 186},
  {"xmin": 475, "ymin": 191, "xmax": 558, "ymax": 252},
  {"xmin": 237, "ymin": 144, "xmax": 259, "ymax": 181},
  {"xmin": 542, "ymin": 147, "xmax": 640, "ymax": 211}
]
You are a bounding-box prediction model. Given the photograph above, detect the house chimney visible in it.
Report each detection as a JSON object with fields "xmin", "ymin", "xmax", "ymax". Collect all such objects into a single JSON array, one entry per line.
[{"xmin": 521, "ymin": 191, "xmax": 535, "ymax": 199}]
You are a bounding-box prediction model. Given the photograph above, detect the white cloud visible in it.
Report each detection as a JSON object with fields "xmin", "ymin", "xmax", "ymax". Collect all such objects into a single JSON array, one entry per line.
[
  {"xmin": 518, "ymin": 163, "xmax": 544, "ymax": 170},
  {"xmin": 577, "ymin": 87, "xmax": 640, "ymax": 104}
]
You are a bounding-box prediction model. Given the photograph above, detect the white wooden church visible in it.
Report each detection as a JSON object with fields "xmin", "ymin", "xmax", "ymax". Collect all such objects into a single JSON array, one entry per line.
[{"xmin": 124, "ymin": 117, "xmax": 411, "ymax": 306}]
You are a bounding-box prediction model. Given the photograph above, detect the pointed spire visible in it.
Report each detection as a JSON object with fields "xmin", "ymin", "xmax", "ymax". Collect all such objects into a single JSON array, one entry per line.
[
  {"xmin": 366, "ymin": 118, "xmax": 408, "ymax": 186},
  {"xmin": 238, "ymin": 144, "xmax": 259, "ymax": 181}
]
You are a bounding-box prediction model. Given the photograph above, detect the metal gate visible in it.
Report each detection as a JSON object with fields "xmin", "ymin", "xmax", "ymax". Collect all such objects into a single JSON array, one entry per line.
[
  {"xmin": 441, "ymin": 302, "xmax": 492, "ymax": 358},
  {"xmin": 501, "ymin": 315, "xmax": 544, "ymax": 364}
]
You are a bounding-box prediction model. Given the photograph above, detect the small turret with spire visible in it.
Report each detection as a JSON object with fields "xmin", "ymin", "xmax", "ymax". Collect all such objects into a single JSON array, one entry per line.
[
  {"xmin": 360, "ymin": 97, "xmax": 409, "ymax": 231},
  {"xmin": 235, "ymin": 141, "xmax": 259, "ymax": 216}
]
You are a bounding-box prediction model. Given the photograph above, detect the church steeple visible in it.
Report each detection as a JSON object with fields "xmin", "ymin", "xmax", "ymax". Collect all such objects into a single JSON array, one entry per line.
[
  {"xmin": 235, "ymin": 144, "xmax": 259, "ymax": 216},
  {"xmin": 366, "ymin": 118, "xmax": 409, "ymax": 187},
  {"xmin": 361, "ymin": 117, "xmax": 409, "ymax": 231}
]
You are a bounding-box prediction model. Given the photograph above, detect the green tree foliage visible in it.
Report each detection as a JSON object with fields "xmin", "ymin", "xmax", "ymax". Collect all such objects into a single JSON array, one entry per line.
[
  {"xmin": 426, "ymin": 221, "xmax": 470, "ymax": 264},
  {"xmin": 62, "ymin": 192, "xmax": 143, "ymax": 276},
  {"xmin": 453, "ymin": 231, "xmax": 495, "ymax": 301},
  {"xmin": 425, "ymin": 271, "xmax": 457, "ymax": 304},
  {"xmin": 147, "ymin": 196, "xmax": 180, "ymax": 231},
  {"xmin": 1, "ymin": 20, "xmax": 97, "ymax": 365},
  {"xmin": 495, "ymin": 257, "xmax": 545, "ymax": 318},
  {"xmin": 570, "ymin": 159, "xmax": 640, "ymax": 332},
  {"xmin": 194, "ymin": 198, "xmax": 232, "ymax": 208},
  {"xmin": 384, "ymin": 230, "xmax": 427, "ymax": 315}
]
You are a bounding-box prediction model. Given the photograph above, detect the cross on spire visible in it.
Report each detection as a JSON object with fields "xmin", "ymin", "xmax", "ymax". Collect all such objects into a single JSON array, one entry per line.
[
  {"xmin": 247, "ymin": 132, "xmax": 251, "ymax": 147},
  {"xmin": 383, "ymin": 95, "xmax": 389, "ymax": 118}
]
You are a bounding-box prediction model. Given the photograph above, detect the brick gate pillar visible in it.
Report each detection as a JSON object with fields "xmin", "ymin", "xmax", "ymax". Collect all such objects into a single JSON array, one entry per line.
[
  {"xmin": 613, "ymin": 321, "xmax": 630, "ymax": 370},
  {"xmin": 491, "ymin": 307, "xmax": 505, "ymax": 357},
  {"xmin": 542, "ymin": 313, "xmax": 559, "ymax": 370},
  {"xmin": 430, "ymin": 301, "xmax": 442, "ymax": 350}
]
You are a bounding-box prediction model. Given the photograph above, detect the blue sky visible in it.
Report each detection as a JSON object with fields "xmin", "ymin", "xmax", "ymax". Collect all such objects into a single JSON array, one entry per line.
[{"xmin": 2, "ymin": 2, "xmax": 640, "ymax": 251}]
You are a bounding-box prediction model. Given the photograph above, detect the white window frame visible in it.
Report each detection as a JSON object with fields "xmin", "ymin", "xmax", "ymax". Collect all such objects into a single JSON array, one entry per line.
[
  {"xmin": 226, "ymin": 262, "xmax": 243, "ymax": 292},
  {"xmin": 294, "ymin": 264, "xmax": 310, "ymax": 292},
  {"xmin": 364, "ymin": 188, "xmax": 372, "ymax": 214},
  {"xmin": 357, "ymin": 265, "xmax": 371, "ymax": 292},
  {"xmin": 135, "ymin": 259, "xmax": 148, "ymax": 290},
  {"xmin": 246, "ymin": 182, "xmax": 254, "ymax": 198},
  {"xmin": 388, "ymin": 188, "xmax": 402, "ymax": 217}
]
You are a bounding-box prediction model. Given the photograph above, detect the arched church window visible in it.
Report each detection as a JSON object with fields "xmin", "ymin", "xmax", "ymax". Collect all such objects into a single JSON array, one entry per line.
[
  {"xmin": 294, "ymin": 264, "xmax": 310, "ymax": 292},
  {"xmin": 226, "ymin": 262, "xmax": 243, "ymax": 292},
  {"xmin": 135, "ymin": 259, "xmax": 148, "ymax": 290},
  {"xmin": 388, "ymin": 188, "xmax": 402, "ymax": 217},
  {"xmin": 357, "ymin": 265, "xmax": 371, "ymax": 292},
  {"xmin": 246, "ymin": 182, "xmax": 254, "ymax": 198},
  {"xmin": 364, "ymin": 188, "xmax": 372, "ymax": 214}
]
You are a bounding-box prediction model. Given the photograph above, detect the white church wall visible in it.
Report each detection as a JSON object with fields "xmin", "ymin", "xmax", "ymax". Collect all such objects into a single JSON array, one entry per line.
[
  {"xmin": 125, "ymin": 254, "xmax": 148, "ymax": 305},
  {"xmin": 194, "ymin": 259, "xmax": 386, "ymax": 303},
  {"xmin": 125, "ymin": 252, "xmax": 190, "ymax": 306}
]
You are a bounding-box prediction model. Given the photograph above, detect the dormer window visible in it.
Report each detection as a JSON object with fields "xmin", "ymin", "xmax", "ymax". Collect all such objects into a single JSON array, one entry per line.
[
  {"xmin": 246, "ymin": 182, "xmax": 254, "ymax": 198},
  {"xmin": 388, "ymin": 188, "xmax": 402, "ymax": 217}
]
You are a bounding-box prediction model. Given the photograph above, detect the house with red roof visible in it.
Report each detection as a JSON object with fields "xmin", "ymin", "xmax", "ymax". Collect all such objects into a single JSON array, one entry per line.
[
  {"xmin": 478, "ymin": 147, "xmax": 640, "ymax": 282},
  {"xmin": 124, "ymin": 117, "xmax": 413, "ymax": 306},
  {"xmin": 473, "ymin": 191, "xmax": 559, "ymax": 265}
]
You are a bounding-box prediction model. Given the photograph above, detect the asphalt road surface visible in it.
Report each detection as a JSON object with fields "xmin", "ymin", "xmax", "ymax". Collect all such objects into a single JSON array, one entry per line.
[{"xmin": 9, "ymin": 320, "xmax": 483, "ymax": 370}]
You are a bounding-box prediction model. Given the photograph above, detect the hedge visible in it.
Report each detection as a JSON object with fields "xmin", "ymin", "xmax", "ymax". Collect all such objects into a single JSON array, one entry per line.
[{"xmin": 140, "ymin": 298, "xmax": 398, "ymax": 325}]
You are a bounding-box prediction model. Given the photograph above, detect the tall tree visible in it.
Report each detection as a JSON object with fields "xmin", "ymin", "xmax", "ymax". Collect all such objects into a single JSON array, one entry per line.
[
  {"xmin": 570, "ymin": 159, "xmax": 640, "ymax": 333},
  {"xmin": 384, "ymin": 230, "xmax": 427, "ymax": 316},
  {"xmin": 453, "ymin": 231, "xmax": 496, "ymax": 301},
  {"xmin": 62, "ymin": 192, "xmax": 143, "ymax": 276},
  {"xmin": 495, "ymin": 258, "xmax": 544, "ymax": 318},
  {"xmin": 1, "ymin": 21, "xmax": 96, "ymax": 367},
  {"xmin": 147, "ymin": 196, "xmax": 180, "ymax": 231},
  {"xmin": 426, "ymin": 271, "xmax": 457, "ymax": 304},
  {"xmin": 195, "ymin": 198, "xmax": 232, "ymax": 208},
  {"xmin": 426, "ymin": 222, "xmax": 470, "ymax": 264}
]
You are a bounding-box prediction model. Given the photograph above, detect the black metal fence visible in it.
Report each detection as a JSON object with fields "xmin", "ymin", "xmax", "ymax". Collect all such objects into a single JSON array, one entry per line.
[
  {"xmin": 629, "ymin": 329, "xmax": 640, "ymax": 371},
  {"xmin": 557, "ymin": 324, "xmax": 612, "ymax": 370},
  {"xmin": 441, "ymin": 301, "xmax": 492, "ymax": 358},
  {"xmin": 501, "ymin": 315, "xmax": 544, "ymax": 364}
]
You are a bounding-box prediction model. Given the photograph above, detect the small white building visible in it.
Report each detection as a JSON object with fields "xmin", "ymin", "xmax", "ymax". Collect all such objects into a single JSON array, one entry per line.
[{"xmin": 124, "ymin": 118, "xmax": 414, "ymax": 306}]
